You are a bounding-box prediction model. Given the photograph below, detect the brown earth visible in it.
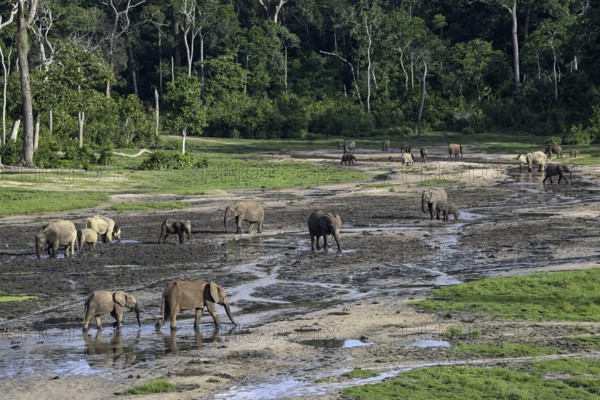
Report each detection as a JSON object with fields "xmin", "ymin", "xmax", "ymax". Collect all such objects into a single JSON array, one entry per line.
[{"xmin": 1, "ymin": 146, "xmax": 600, "ymax": 399}]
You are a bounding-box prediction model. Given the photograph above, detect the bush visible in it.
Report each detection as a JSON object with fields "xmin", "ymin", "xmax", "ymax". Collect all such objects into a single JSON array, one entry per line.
[
  {"xmin": 0, "ymin": 140, "xmax": 22, "ymax": 165},
  {"xmin": 563, "ymin": 124, "xmax": 591, "ymax": 145},
  {"xmin": 97, "ymin": 148, "xmax": 113, "ymax": 166},
  {"xmin": 545, "ymin": 136, "xmax": 562, "ymax": 145},
  {"xmin": 62, "ymin": 145, "xmax": 97, "ymax": 169},
  {"xmin": 139, "ymin": 151, "xmax": 208, "ymax": 170},
  {"xmin": 34, "ymin": 141, "xmax": 61, "ymax": 168}
]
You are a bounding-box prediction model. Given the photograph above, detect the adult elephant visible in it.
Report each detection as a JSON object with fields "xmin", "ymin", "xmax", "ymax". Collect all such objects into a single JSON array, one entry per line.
[
  {"xmin": 400, "ymin": 152, "xmax": 414, "ymax": 166},
  {"xmin": 155, "ymin": 281, "xmax": 237, "ymax": 331},
  {"xmin": 545, "ymin": 145, "xmax": 563, "ymax": 159},
  {"xmin": 516, "ymin": 151, "xmax": 546, "ymax": 172},
  {"xmin": 399, "ymin": 142, "xmax": 411, "ymax": 153},
  {"xmin": 307, "ymin": 211, "xmax": 342, "ymax": 252},
  {"xmin": 338, "ymin": 140, "xmax": 356, "ymax": 154},
  {"xmin": 83, "ymin": 290, "xmax": 141, "ymax": 330},
  {"xmin": 35, "ymin": 220, "xmax": 77, "ymax": 259},
  {"xmin": 543, "ymin": 164, "xmax": 572, "ymax": 184},
  {"xmin": 421, "ymin": 188, "xmax": 448, "ymax": 220},
  {"xmin": 420, "ymin": 147, "xmax": 428, "ymax": 163},
  {"xmin": 224, "ymin": 201, "xmax": 264, "ymax": 234},
  {"xmin": 159, "ymin": 219, "xmax": 192, "ymax": 244},
  {"xmin": 86, "ymin": 215, "xmax": 121, "ymax": 243},
  {"xmin": 381, "ymin": 139, "xmax": 390, "ymax": 151},
  {"xmin": 448, "ymin": 143, "xmax": 463, "ymax": 158}
]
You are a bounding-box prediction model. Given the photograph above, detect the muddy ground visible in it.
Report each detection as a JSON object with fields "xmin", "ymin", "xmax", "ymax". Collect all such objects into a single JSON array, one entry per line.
[{"xmin": 1, "ymin": 146, "xmax": 600, "ymax": 399}]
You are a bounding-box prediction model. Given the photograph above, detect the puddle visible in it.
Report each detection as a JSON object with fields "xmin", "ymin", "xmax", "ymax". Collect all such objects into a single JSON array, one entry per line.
[
  {"xmin": 119, "ymin": 240, "xmax": 140, "ymax": 245},
  {"xmin": 298, "ymin": 339, "xmax": 372, "ymax": 349},
  {"xmin": 400, "ymin": 340, "xmax": 451, "ymax": 348}
]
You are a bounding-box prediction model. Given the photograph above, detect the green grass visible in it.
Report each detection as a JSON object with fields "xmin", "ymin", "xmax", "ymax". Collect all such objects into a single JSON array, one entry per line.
[
  {"xmin": 0, "ymin": 188, "xmax": 108, "ymax": 216},
  {"xmin": 410, "ymin": 269, "xmax": 600, "ymax": 321},
  {"xmin": 453, "ymin": 342, "xmax": 559, "ymax": 358},
  {"xmin": 107, "ymin": 201, "xmax": 188, "ymax": 211},
  {"xmin": 563, "ymin": 336, "xmax": 600, "ymax": 350},
  {"xmin": 0, "ymin": 295, "xmax": 38, "ymax": 302},
  {"xmin": 340, "ymin": 365, "xmax": 598, "ymax": 399},
  {"xmin": 342, "ymin": 368, "xmax": 381, "ymax": 379},
  {"xmin": 125, "ymin": 379, "xmax": 174, "ymax": 395},
  {"xmin": 361, "ymin": 183, "xmax": 396, "ymax": 188}
]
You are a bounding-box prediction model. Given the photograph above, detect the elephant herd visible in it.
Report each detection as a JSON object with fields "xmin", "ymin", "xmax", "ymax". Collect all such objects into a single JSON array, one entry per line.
[
  {"xmin": 516, "ymin": 144, "xmax": 574, "ymax": 184},
  {"xmin": 338, "ymin": 140, "xmax": 463, "ymax": 166}
]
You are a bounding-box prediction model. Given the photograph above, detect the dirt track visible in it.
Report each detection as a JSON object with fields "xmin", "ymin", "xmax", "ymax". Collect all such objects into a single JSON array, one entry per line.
[{"xmin": 1, "ymin": 147, "xmax": 600, "ymax": 399}]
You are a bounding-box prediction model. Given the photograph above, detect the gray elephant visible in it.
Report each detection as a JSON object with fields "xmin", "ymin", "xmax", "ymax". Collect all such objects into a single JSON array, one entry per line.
[
  {"xmin": 78, "ymin": 228, "xmax": 98, "ymax": 251},
  {"xmin": 155, "ymin": 281, "xmax": 237, "ymax": 331},
  {"xmin": 545, "ymin": 145, "xmax": 563, "ymax": 159},
  {"xmin": 159, "ymin": 219, "xmax": 191, "ymax": 244},
  {"xmin": 83, "ymin": 290, "xmax": 141, "ymax": 330},
  {"xmin": 224, "ymin": 201, "xmax": 264, "ymax": 234},
  {"xmin": 517, "ymin": 151, "xmax": 546, "ymax": 172},
  {"xmin": 448, "ymin": 143, "xmax": 463, "ymax": 158},
  {"xmin": 400, "ymin": 142, "xmax": 411, "ymax": 153},
  {"xmin": 36, "ymin": 220, "xmax": 77, "ymax": 259},
  {"xmin": 421, "ymin": 188, "xmax": 448, "ymax": 220},
  {"xmin": 341, "ymin": 154, "xmax": 356, "ymax": 165},
  {"xmin": 543, "ymin": 164, "xmax": 571, "ymax": 184},
  {"xmin": 436, "ymin": 201, "xmax": 459, "ymax": 223},
  {"xmin": 86, "ymin": 215, "xmax": 121, "ymax": 243},
  {"xmin": 307, "ymin": 211, "xmax": 342, "ymax": 252},
  {"xmin": 570, "ymin": 149, "xmax": 580, "ymax": 158},
  {"xmin": 400, "ymin": 152, "xmax": 414, "ymax": 166},
  {"xmin": 382, "ymin": 139, "xmax": 390, "ymax": 151},
  {"xmin": 338, "ymin": 140, "xmax": 356, "ymax": 154},
  {"xmin": 420, "ymin": 147, "xmax": 428, "ymax": 163}
]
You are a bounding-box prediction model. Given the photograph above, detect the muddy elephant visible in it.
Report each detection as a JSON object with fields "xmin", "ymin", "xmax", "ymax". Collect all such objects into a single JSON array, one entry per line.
[
  {"xmin": 83, "ymin": 290, "xmax": 141, "ymax": 330},
  {"xmin": 35, "ymin": 220, "xmax": 77, "ymax": 259},
  {"xmin": 517, "ymin": 151, "xmax": 546, "ymax": 173},
  {"xmin": 399, "ymin": 142, "xmax": 411, "ymax": 153},
  {"xmin": 159, "ymin": 219, "xmax": 191, "ymax": 244},
  {"xmin": 421, "ymin": 188, "xmax": 448, "ymax": 220},
  {"xmin": 86, "ymin": 215, "xmax": 121, "ymax": 243},
  {"xmin": 308, "ymin": 211, "xmax": 342, "ymax": 252},
  {"xmin": 224, "ymin": 201, "xmax": 264, "ymax": 234},
  {"xmin": 436, "ymin": 201, "xmax": 459, "ymax": 223},
  {"xmin": 543, "ymin": 164, "xmax": 571, "ymax": 184},
  {"xmin": 155, "ymin": 281, "xmax": 237, "ymax": 331},
  {"xmin": 382, "ymin": 139, "xmax": 390, "ymax": 151},
  {"xmin": 78, "ymin": 228, "xmax": 98, "ymax": 251},
  {"xmin": 545, "ymin": 145, "xmax": 563, "ymax": 159},
  {"xmin": 341, "ymin": 154, "xmax": 356, "ymax": 165},
  {"xmin": 400, "ymin": 152, "xmax": 414, "ymax": 166},
  {"xmin": 420, "ymin": 147, "xmax": 428, "ymax": 163},
  {"xmin": 448, "ymin": 143, "xmax": 463, "ymax": 158},
  {"xmin": 570, "ymin": 149, "xmax": 580, "ymax": 158},
  {"xmin": 338, "ymin": 140, "xmax": 356, "ymax": 154}
]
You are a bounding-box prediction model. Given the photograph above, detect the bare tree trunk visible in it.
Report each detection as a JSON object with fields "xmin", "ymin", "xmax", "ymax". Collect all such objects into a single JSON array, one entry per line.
[
  {"xmin": 319, "ymin": 50, "xmax": 363, "ymax": 108},
  {"xmin": 284, "ymin": 45, "xmax": 288, "ymax": 94},
  {"xmin": 552, "ymin": 48, "xmax": 558, "ymax": 100},
  {"xmin": 505, "ymin": 2, "xmax": 520, "ymax": 86},
  {"xmin": 154, "ymin": 88, "xmax": 160, "ymax": 137},
  {"xmin": 10, "ymin": 119, "xmax": 20, "ymax": 141},
  {"xmin": 49, "ymin": 108, "xmax": 53, "ymax": 133},
  {"xmin": 171, "ymin": 56, "xmax": 175, "ymax": 83},
  {"xmin": 364, "ymin": 15, "xmax": 372, "ymax": 116},
  {"xmin": 34, "ymin": 112, "xmax": 40, "ymax": 150},
  {"xmin": 417, "ymin": 53, "xmax": 427, "ymax": 136},
  {"xmin": 78, "ymin": 111, "xmax": 85, "ymax": 148},
  {"xmin": 0, "ymin": 46, "xmax": 11, "ymax": 145},
  {"xmin": 399, "ymin": 48, "xmax": 408, "ymax": 92},
  {"xmin": 200, "ymin": 35, "xmax": 205, "ymax": 87},
  {"xmin": 128, "ymin": 39, "xmax": 139, "ymax": 95},
  {"xmin": 181, "ymin": 127, "xmax": 187, "ymax": 154}
]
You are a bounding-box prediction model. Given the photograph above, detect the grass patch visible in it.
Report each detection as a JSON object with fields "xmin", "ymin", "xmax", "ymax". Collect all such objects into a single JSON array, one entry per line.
[
  {"xmin": 563, "ymin": 336, "xmax": 600, "ymax": 351},
  {"xmin": 417, "ymin": 178, "xmax": 457, "ymax": 186},
  {"xmin": 125, "ymin": 379, "xmax": 174, "ymax": 395},
  {"xmin": 453, "ymin": 342, "xmax": 559, "ymax": 357},
  {"xmin": 0, "ymin": 295, "xmax": 38, "ymax": 302},
  {"xmin": 0, "ymin": 188, "xmax": 108, "ymax": 216},
  {"xmin": 342, "ymin": 368, "xmax": 381, "ymax": 379},
  {"xmin": 362, "ymin": 183, "xmax": 395, "ymax": 188},
  {"xmin": 409, "ymin": 269, "xmax": 600, "ymax": 321},
  {"xmin": 340, "ymin": 365, "xmax": 598, "ymax": 399},
  {"xmin": 107, "ymin": 201, "xmax": 188, "ymax": 211}
]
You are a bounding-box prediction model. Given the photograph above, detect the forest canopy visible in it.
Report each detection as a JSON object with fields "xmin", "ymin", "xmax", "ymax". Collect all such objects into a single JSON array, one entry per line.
[{"xmin": 0, "ymin": 0, "xmax": 598, "ymax": 166}]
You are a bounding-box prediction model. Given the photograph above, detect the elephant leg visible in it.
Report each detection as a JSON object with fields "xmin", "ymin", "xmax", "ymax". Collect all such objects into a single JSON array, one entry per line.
[
  {"xmin": 52, "ymin": 243, "xmax": 59, "ymax": 258},
  {"xmin": 316, "ymin": 235, "xmax": 322, "ymax": 250},
  {"xmin": 194, "ymin": 308, "xmax": 204, "ymax": 329},
  {"xmin": 428, "ymin": 203, "xmax": 434, "ymax": 220},
  {"xmin": 178, "ymin": 232, "xmax": 184, "ymax": 244},
  {"xmin": 323, "ymin": 234, "xmax": 329, "ymax": 249},
  {"xmin": 246, "ymin": 222, "xmax": 255, "ymax": 234},
  {"xmin": 235, "ymin": 216, "xmax": 242, "ymax": 234},
  {"xmin": 95, "ymin": 316, "xmax": 102, "ymax": 329},
  {"xmin": 310, "ymin": 234, "xmax": 316, "ymax": 251},
  {"xmin": 257, "ymin": 221, "xmax": 263, "ymax": 234},
  {"xmin": 169, "ymin": 311, "xmax": 178, "ymax": 330},
  {"xmin": 205, "ymin": 302, "xmax": 220, "ymax": 327}
]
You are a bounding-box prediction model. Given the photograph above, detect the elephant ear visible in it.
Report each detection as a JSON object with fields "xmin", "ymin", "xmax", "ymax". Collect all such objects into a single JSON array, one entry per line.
[
  {"xmin": 209, "ymin": 282, "xmax": 221, "ymax": 303},
  {"xmin": 113, "ymin": 290, "xmax": 127, "ymax": 307}
]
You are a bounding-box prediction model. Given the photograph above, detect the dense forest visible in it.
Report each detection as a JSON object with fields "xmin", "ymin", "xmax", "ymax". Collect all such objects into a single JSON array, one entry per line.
[{"xmin": 0, "ymin": 0, "xmax": 598, "ymax": 167}]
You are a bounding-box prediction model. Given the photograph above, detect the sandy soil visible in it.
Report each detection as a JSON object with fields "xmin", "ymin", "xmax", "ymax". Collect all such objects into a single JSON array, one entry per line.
[{"xmin": 1, "ymin": 146, "xmax": 600, "ymax": 399}]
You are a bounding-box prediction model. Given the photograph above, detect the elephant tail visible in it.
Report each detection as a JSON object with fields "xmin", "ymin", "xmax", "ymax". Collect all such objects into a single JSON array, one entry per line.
[{"xmin": 155, "ymin": 289, "xmax": 167, "ymax": 329}]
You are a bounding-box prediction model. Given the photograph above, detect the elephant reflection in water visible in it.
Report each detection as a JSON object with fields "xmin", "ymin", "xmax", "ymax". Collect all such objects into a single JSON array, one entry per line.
[
  {"xmin": 83, "ymin": 328, "xmax": 139, "ymax": 369},
  {"xmin": 156, "ymin": 327, "xmax": 227, "ymax": 356}
]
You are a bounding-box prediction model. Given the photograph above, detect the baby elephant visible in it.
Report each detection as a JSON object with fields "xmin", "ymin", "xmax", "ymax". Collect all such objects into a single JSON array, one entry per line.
[
  {"xmin": 159, "ymin": 219, "xmax": 192, "ymax": 244},
  {"xmin": 401, "ymin": 152, "xmax": 414, "ymax": 166},
  {"xmin": 341, "ymin": 154, "xmax": 356, "ymax": 165},
  {"xmin": 78, "ymin": 228, "xmax": 98, "ymax": 251},
  {"xmin": 570, "ymin": 149, "xmax": 580, "ymax": 158},
  {"xmin": 440, "ymin": 202, "xmax": 459, "ymax": 223},
  {"xmin": 308, "ymin": 211, "xmax": 342, "ymax": 252},
  {"xmin": 543, "ymin": 164, "xmax": 572, "ymax": 184},
  {"xmin": 83, "ymin": 290, "xmax": 141, "ymax": 330}
]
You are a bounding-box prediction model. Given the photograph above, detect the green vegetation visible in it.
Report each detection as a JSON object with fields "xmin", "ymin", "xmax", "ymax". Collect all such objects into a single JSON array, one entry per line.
[
  {"xmin": 340, "ymin": 366, "xmax": 598, "ymax": 399},
  {"xmin": 410, "ymin": 269, "xmax": 600, "ymax": 321},
  {"xmin": 0, "ymin": 188, "xmax": 109, "ymax": 216},
  {"xmin": 342, "ymin": 369, "xmax": 381, "ymax": 379},
  {"xmin": 107, "ymin": 201, "xmax": 188, "ymax": 212},
  {"xmin": 0, "ymin": 295, "xmax": 38, "ymax": 302},
  {"xmin": 125, "ymin": 379, "xmax": 174, "ymax": 395},
  {"xmin": 564, "ymin": 336, "xmax": 600, "ymax": 351},
  {"xmin": 453, "ymin": 342, "xmax": 559, "ymax": 358}
]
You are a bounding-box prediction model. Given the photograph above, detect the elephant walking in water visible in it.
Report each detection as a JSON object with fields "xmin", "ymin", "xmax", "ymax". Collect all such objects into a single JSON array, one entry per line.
[
  {"xmin": 308, "ymin": 211, "xmax": 342, "ymax": 252},
  {"xmin": 224, "ymin": 201, "xmax": 264, "ymax": 234},
  {"xmin": 159, "ymin": 219, "xmax": 191, "ymax": 244},
  {"xmin": 422, "ymin": 188, "xmax": 448, "ymax": 220},
  {"xmin": 83, "ymin": 290, "xmax": 141, "ymax": 330},
  {"xmin": 517, "ymin": 151, "xmax": 546, "ymax": 172},
  {"xmin": 543, "ymin": 164, "xmax": 571, "ymax": 184},
  {"xmin": 36, "ymin": 220, "xmax": 77, "ymax": 259}
]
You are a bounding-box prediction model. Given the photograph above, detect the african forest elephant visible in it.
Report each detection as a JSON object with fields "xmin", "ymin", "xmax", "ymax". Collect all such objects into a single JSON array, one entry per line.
[
  {"xmin": 155, "ymin": 281, "xmax": 237, "ymax": 331},
  {"xmin": 436, "ymin": 201, "xmax": 459, "ymax": 223},
  {"xmin": 400, "ymin": 152, "xmax": 414, "ymax": 166},
  {"xmin": 382, "ymin": 139, "xmax": 390, "ymax": 151},
  {"xmin": 224, "ymin": 201, "xmax": 264, "ymax": 234},
  {"xmin": 36, "ymin": 220, "xmax": 77, "ymax": 259},
  {"xmin": 420, "ymin": 147, "xmax": 428, "ymax": 163},
  {"xmin": 308, "ymin": 211, "xmax": 342, "ymax": 252},
  {"xmin": 86, "ymin": 215, "xmax": 121, "ymax": 243},
  {"xmin": 159, "ymin": 219, "xmax": 191, "ymax": 244},
  {"xmin": 570, "ymin": 149, "xmax": 580, "ymax": 158},
  {"xmin": 517, "ymin": 151, "xmax": 546, "ymax": 173},
  {"xmin": 543, "ymin": 164, "xmax": 572, "ymax": 184},
  {"xmin": 422, "ymin": 188, "xmax": 448, "ymax": 220},
  {"xmin": 341, "ymin": 154, "xmax": 356, "ymax": 165},
  {"xmin": 78, "ymin": 228, "xmax": 98, "ymax": 251},
  {"xmin": 545, "ymin": 145, "xmax": 563, "ymax": 159},
  {"xmin": 400, "ymin": 142, "xmax": 411, "ymax": 153},
  {"xmin": 83, "ymin": 290, "xmax": 141, "ymax": 330},
  {"xmin": 338, "ymin": 140, "xmax": 356, "ymax": 154},
  {"xmin": 448, "ymin": 143, "xmax": 463, "ymax": 158}
]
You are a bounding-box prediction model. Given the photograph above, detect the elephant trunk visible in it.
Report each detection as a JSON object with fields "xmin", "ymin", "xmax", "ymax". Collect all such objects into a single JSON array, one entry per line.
[
  {"xmin": 134, "ymin": 303, "xmax": 141, "ymax": 327},
  {"xmin": 224, "ymin": 302, "xmax": 237, "ymax": 326},
  {"xmin": 224, "ymin": 210, "xmax": 230, "ymax": 233},
  {"xmin": 421, "ymin": 195, "xmax": 427, "ymax": 213},
  {"xmin": 35, "ymin": 240, "xmax": 43, "ymax": 259}
]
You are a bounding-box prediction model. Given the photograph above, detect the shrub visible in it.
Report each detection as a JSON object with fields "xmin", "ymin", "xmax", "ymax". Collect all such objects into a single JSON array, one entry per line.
[
  {"xmin": 97, "ymin": 148, "xmax": 113, "ymax": 166},
  {"xmin": 0, "ymin": 140, "xmax": 22, "ymax": 165},
  {"xmin": 545, "ymin": 136, "xmax": 562, "ymax": 145},
  {"xmin": 563, "ymin": 124, "xmax": 591, "ymax": 145},
  {"xmin": 139, "ymin": 151, "xmax": 208, "ymax": 170},
  {"xmin": 62, "ymin": 145, "xmax": 97, "ymax": 169}
]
